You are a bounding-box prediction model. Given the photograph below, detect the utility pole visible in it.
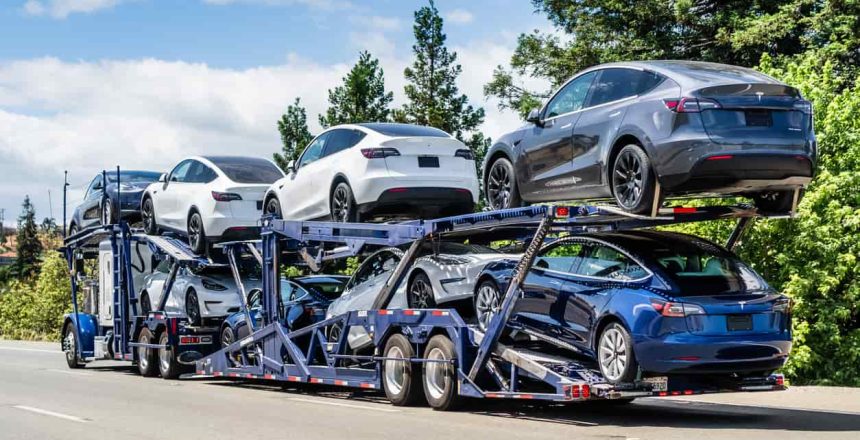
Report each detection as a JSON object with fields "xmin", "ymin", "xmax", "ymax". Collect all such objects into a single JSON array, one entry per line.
[
  {"xmin": 48, "ymin": 189, "xmax": 54, "ymax": 221},
  {"xmin": 0, "ymin": 208, "xmax": 5, "ymax": 246}
]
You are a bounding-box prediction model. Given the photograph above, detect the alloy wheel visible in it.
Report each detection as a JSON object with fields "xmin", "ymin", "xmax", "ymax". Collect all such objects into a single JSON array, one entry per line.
[
  {"xmin": 383, "ymin": 345, "xmax": 407, "ymax": 395},
  {"xmin": 138, "ymin": 333, "xmax": 151, "ymax": 372},
  {"xmin": 64, "ymin": 329, "xmax": 77, "ymax": 364},
  {"xmin": 265, "ymin": 198, "xmax": 281, "ymax": 218},
  {"xmin": 612, "ymin": 150, "xmax": 644, "ymax": 210},
  {"xmin": 158, "ymin": 332, "xmax": 172, "ymax": 374},
  {"xmin": 188, "ymin": 215, "xmax": 201, "ymax": 250},
  {"xmin": 102, "ymin": 201, "xmax": 112, "ymax": 225},
  {"xmin": 475, "ymin": 283, "xmax": 501, "ymax": 331},
  {"xmin": 186, "ymin": 291, "xmax": 201, "ymax": 325},
  {"xmin": 487, "ymin": 161, "xmax": 512, "ymax": 210},
  {"xmin": 424, "ymin": 347, "xmax": 450, "ymax": 400},
  {"xmin": 409, "ymin": 278, "xmax": 434, "ymax": 308},
  {"xmin": 142, "ymin": 199, "xmax": 154, "ymax": 233},
  {"xmin": 598, "ymin": 327, "xmax": 628, "ymax": 382},
  {"xmin": 331, "ymin": 186, "xmax": 350, "ymax": 222}
]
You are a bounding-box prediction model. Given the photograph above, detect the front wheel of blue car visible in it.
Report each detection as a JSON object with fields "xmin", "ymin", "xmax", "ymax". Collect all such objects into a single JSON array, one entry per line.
[{"xmin": 597, "ymin": 323, "xmax": 639, "ymax": 384}]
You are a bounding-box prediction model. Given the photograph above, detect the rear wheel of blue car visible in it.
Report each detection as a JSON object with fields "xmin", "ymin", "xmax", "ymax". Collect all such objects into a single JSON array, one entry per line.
[
  {"xmin": 611, "ymin": 145, "xmax": 660, "ymax": 214},
  {"xmin": 597, "ymin": 323, "xmax": 638, "ymax": 384},
  {"xmin": 101, "ymin": 199, "xmax": 114, "ymax": 225},
  {"xmin": 475, "ymin": 280, "xmax": 501, "ymax": 332}
]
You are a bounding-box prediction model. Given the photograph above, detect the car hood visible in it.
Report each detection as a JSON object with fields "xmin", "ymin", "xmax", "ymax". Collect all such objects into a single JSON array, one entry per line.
[{"xmin": 107, "ymin": 181, "xmax": 153, "ymax": 194}]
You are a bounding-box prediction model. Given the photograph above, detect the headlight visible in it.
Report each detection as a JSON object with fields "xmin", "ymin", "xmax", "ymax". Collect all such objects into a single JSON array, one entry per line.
[{"xmin": 202, "ymin": 279, "xmax": 228, "ymax": 291}]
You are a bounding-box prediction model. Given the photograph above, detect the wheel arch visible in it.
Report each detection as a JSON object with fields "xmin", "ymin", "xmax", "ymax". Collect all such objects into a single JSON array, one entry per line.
[
  {"xmin": 482, "ymin": 146, "xmax": 517, "ymax": 187},
  {"xmin": 329, "ymin": 173, "xmax": 352, "ymax": 199}
]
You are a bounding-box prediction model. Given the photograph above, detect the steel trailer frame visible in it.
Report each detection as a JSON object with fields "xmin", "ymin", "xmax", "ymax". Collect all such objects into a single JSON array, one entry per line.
[{"xmin": 196, "ymin": 204, "xmax": 789, "ymax": 408}]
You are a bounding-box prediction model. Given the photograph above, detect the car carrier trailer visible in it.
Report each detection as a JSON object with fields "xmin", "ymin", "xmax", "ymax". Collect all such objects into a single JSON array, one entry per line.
[
  {"xmin": 60, "ymin": 221, "xmax": 226, "ymax": 378},
  {"xmin": 194, "ymin": 204, "xmax": 789, "ymax": 410}
]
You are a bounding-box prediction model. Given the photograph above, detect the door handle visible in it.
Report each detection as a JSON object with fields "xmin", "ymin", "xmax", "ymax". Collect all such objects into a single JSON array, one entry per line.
[
  {"xmin": 609, "ymin": 111, "xmax": 622, "ymax": 118},
  {"xmin": 559, "ymin": 123, "xmax": 572, "ymax": 129}
]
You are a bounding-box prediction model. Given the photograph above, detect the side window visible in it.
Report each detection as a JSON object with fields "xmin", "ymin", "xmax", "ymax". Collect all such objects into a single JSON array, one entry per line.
[
  {"xmin": 587, "ymin": 68, "xmax": 647, "ymax": 107},
  {"xmin": 323, "ymin": 129, "xmax": 365, "ymax": 157},
  {"xmin": 155, "ymin": 258, "xmax": 170, "ymax": 274},
  {"xmin": 186, "ymin": 162, "xmax": 218, "ymax": 184},
  {"xmin": 346, "ymin": 251, "xmax": 401, "ymax": 290},
  {"xmin": 169, "ymin": 160, "xmax": 193, "ymax": 183},
  {"xmin": 85, "ymin": 176, "xmax": 102, "ymax": 199},
  {"xmin": 298, "ymin": 133, "xmax": 329, "ymax": 168},
  {"xmin": 636, "ymin": 71, "xmax": 664, "ymax": 95},
  {"xmin": 577, "ymin": 243, "xmax": 648, "ymax": 280},
  {"xmin": 279, "ymin": 280, "xmax": 296, "ymax": 304},
  {"xmin": 544, "ymin": 71, "xmax": 597, "ymax": 118},
  {"xmin": 347, "ymin": 253, "xmax": 381, "ymax": 290},
  {"xmin": 534, "ymin": 240, "xmax": 585, "ymax": 273}
]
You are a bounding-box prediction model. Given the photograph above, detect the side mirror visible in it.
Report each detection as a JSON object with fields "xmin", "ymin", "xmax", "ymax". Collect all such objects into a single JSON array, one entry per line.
[
  {"xmin": 157, "ymin": 173, "xmax": 167, "ymax": 182},
  {"xmin": 526, "ymin": 108, "xmax": 543, "ymax": 126},
  {"xmin": 286, "ymin": 160, "xmax": 296, "ymax": 173}
]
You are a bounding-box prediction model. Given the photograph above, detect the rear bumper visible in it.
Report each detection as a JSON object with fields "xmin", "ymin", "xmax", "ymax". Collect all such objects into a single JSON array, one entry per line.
[
  {"xmin": 636, "ymin": 332, "xmax": 792, "ymax": 375},
  {"xmin": 357, "ymin": 187, "xmax": 475, "ymax": 219}
]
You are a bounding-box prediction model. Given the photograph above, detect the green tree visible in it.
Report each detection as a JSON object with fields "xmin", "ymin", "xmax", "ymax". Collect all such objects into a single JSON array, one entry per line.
[
  {"xmin": 396, "ymin": 0, "xmax": 488, "ymax": 157},
  {"xmin": 273, "ymin": 98, "xmax": 314, "ymax": 171},
  {"xmin": 486, "ymin": 0, "xmax": 860, "ymax": 116},
  {"xmin": 319, "ymin": 51, "xmax": 394, "ymax": 128},
  {"xmin": 0, "ymin": 251, "xmax": 71, "ymax": 340},
  {"xmin": 15, "ymin": 196, "xmax": 42, "ymax": 277}
]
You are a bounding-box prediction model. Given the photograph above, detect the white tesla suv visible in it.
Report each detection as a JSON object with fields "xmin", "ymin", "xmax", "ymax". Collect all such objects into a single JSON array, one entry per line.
[
  {"xmin": 263, "ymin": 123, "xmax": 480, "ymax": 222},
  {"xmin": 141, "ymin": 156, "xmax": 284, "ymax": 254}
]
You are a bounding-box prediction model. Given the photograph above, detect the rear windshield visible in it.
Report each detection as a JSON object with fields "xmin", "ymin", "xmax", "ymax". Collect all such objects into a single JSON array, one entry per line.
[
  {"xmin": 360, "ymin": 123, "xmax": 450, "ymax": 138},
  {"xmin": 647, "ymin": 239, "xmax": 767, "ymax": 296},
  {"xmin": 302, "ymin": 281, "xmax": 346, "ymax": 300},
  {"xmin": 207, "ymin": 157, "xmax": 284, "ymax": 184}
]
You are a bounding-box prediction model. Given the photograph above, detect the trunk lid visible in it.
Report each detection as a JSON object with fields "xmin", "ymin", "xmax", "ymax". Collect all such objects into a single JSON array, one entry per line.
[
  {"xmin": 223, "ymin": 184, "xmax": 268, "ymax": 217},
  {"xmin": 683, "ymin": 292, "xmax": 789, "ymax": 336},
  {"xmin": 695, "ymin": 83, "xmax": 811, "ymax": 147},
  {"xmin": 380, "ymin": 137, "xmax": 473, "ymax": 181}
]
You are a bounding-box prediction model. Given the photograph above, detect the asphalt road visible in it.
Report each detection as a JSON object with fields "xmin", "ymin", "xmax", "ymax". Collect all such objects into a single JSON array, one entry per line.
[{"xmin": 1, "ymin": 340, "xmax": 859, "ymax": 440}]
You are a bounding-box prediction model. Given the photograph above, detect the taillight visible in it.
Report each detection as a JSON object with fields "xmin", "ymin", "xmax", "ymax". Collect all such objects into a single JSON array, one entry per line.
[
  {"xmin": 454, "ymin": 149, "xmax": 474, "ymax": 160},
  {"xmin": 652, "ymin": 300, "xmax": 705, "ymax": 317},
  {"xmin": 773, "ymin": 298, "xmax": 793, "ymax": 314},
  {"xmin": 361, "ymin": 147, "xmax": 400, "ymax": 159},
  {"xmin": 793, "ymin": 100, "xmax": 813, "ymax": 114},
  {"xmin": 212, "ymin": 191, "xmax": 242, "ymax": 202},
  {"xmin": 664, "ymin": 97, "xmax": 721, "ymax": 113}
]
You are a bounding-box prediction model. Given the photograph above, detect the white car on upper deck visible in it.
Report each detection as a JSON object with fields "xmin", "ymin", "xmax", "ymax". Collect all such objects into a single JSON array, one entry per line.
[{"xmin": 263, "ymin": 123, "xmax": 480, "ymax": 222}]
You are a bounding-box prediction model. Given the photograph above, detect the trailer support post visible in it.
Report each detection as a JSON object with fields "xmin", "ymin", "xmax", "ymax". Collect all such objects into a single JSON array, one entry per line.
[
  {"xmin": 371, "ymin": 238, "xmax": 425, "ymax": 310},
  {"xmin": 726, "ymin": 217, "xmax": 753, "ymax": 252}
]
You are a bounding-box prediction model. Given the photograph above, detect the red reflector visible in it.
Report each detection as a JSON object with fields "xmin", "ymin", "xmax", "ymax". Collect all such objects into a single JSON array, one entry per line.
[
  {"xmin": 671, "ymin": 391, "xmax": 680, "ymax": 395},
  {"xmin": 706, "ymin": 155, "xmax": 733, "ymax": 161},
  {"xmin": 571, "ymin": 385, "xmax": 580, "ymax": 398},
  {"xmin": 455, "ymin": 188, "xmax": 471, "ymax": 193},
  {"xmin": 658, "ymin": 391, "xmax": 668, "ymax": 397},
  {"xmin": 388, "ymin": 188, "xmax": 408, "ymax": 193},
  {"xmin": 674, "ymin": 356, "xmax": 701, "ymax": 361},
  {"xmin": 555, "ymin": 206, "xmax": 570, "ymax": 217},
  {"xmin": 431, "ymin": 310, "xmax": 449, "ymax": 316},
  {"xmin": 673, "ymin": 207, "xmax": 698, "ymax": 214},
  {"xmin": 684, "ymin": 390, "xmax": 694, "ymax": 395},
  {"xmin": 360, "ymin": 383, "xmax": 375, "ymax": 389},
  {"xmin": 581, "ymin": 385, "xmax": 590, "ymax": 399},
  {"xmin": 264, "ymin": 374, "xmax": 275, "ymax": 380},
  {"xmin": 776, "ymin": 375, "xmax": 785, "ymax": 386}
]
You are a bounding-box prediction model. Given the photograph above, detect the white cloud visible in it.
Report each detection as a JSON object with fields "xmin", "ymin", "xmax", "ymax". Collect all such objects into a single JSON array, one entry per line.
[
  {"xmin": 349, "ymin": 15, "xmax": 401, "ymax": 32},
  {"xmin": 444, "ymin": 8, "xmax": 473, "ymax": 25},
  {"xmin": 201, "ymin": 0, "xmax": 352, "ymax": 10},
  {"xmin": 22, "ymin": 0, "xmax": 122, "ymax": 18}
]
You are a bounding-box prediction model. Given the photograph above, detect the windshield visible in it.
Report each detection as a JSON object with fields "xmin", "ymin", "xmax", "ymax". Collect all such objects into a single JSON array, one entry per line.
[
  {"xmin": 106, "ymin": 171, "xmax": 161, "ymax": 184},
  {"xmin": 206, "ymin": 156, "xmax": 284, "ymax": 184}
]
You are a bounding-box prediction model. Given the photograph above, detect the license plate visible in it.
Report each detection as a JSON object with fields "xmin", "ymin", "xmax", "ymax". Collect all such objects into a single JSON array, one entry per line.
[
  {"xmin": 418, "ymin": 156, "xmax": 439, "ymax": 168},
  {"xmin": 727, "ymin": 314, "xmax": 753, "ymax": 331},
  {"xmin": 745, "ymin": 110, "xmax": 772, "ymax": 127},
  {"xmin": 643, "ymin": 376, "xmax": 668, "ymax": 392}
]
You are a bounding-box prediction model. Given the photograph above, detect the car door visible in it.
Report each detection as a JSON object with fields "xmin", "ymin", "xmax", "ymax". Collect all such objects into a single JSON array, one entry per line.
[
  {"xmin": 315, "ymin": 128, "xmax": 365, "ymax": 217},
  {"xmin": 516, "ymin": 71, "xmax": 597, "ymax": 201},
  {"xmin": 339, "ymin": 250, "xmax": 402, "ymax": 313},
  {"xmin": 173, "ymin": 160, "xmax": 212, "ymax": 226},
  {"xmin": 279, "ymin": 132, "xmax": 330, "ymax": 220},
  {"xmin": 569, "ymin": 68, "xmax": 662, "ymax": 195},
  {"xmin": 79, "ymin": 176, "xmax": 104, "ymax": 228},
  {"xmin": 153, "ymin": 160, "xmax": 193, "ymax": 229}
]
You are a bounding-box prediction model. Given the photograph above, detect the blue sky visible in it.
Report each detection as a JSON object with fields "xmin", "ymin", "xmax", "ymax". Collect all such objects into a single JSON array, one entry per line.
[{"xmin": 0, "ymin": 0, "xmax": 552, "ymax": 224}]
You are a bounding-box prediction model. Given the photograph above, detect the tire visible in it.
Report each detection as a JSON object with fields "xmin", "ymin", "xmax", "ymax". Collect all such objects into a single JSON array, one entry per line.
[
  {"xmin": 101, "ymin": 199, "xmax": 115, "ymax": 225},
  {"xmin": 422, "ymin": 334, "xmax": 463, "ymax": 411},
  {"xmin": 265, "ymin": 196, "xmax": 283, "ymax": 219},
  {"xmin": 142, "ymin": 197, "xmax": 157, "ymax": 235},
  {"xmin": 474, "ymin": 280, "xmax": 501, "ymax": 332},
  {"xmin": 158, "ymin": 331, "xmax": 186, "ymax": 379},
  {"xmin": 485, "ymin": 157, "xmax": 522, "ymax": 210},
  {"xmin": 186, "ymin": 288, "xmax": 202, "ymax": 326},
  {"xmin": 611, "ymin": 144, "xmax": 660, "ymax": 214},
  {"xmin": 140, "ymin": 291, "xmax": 152, "ymax": 315},
  {"xmin": 221, "ymin": 325, "xmax": 236, "ymax": 349},
  {"xmin": 187, "ymin": 211, "xmax": 207, "ymax": 255},
  {"xmin": 382, "ymin": 334, "xmax": 425, "ymax": 406},
  {"xmin": 137, "ymin": 328, "xmax": 159, "ymax": 377},
  {"xmin": 328, "ymin": 322, "xmax": 343, "ymax": 343},
  {"xmin": 68, "ymin": 223, "xmax": 78, "ymax": 237},
  {"xmin": 407, "ymin": 272, "xmax": 436, "ymax": 309},
  {"xmin": 753, "ymin": 190, "xmax": 798, "ymax": 213},
  {"xmin": 597, "ymin": 322, "xmax": 639, "ymax": 384},
  {"xmin": 62, "ymin": 323, "xmax": 84, "ymax": 369},
  {"xmin": 330, "ymin": 182, "xmax": 357, "ymax": 222}
]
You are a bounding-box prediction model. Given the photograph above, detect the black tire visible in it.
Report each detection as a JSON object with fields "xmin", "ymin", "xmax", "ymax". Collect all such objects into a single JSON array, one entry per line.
[
  {"xmin": 474, "ymin": 279, "xmax": 501, "ymax": 332},
  {"xmin": 596, "ymin": 322, "xmax": 639, "ymax": 384},
  {"xmin": 101, "ymin": 198, "xmax": 115, "ymax": 225},
  {"xmin": 221, "ymin": 325, "xmax": 236, "ymax": 349},
  {"xmin": 186, "ymin": 288, "xmax": 201, "ymax": 326},
  {"xmin": 422, "ymin": 334, "xmax": 463, "ymax": 411},
  {"xmin": 330, "ymin": 182, "xmax": 357, "ymax": 222},
  {"xmin": 407, "ymin": 272, "xmax": 436, "ymax": 309},
  {"xmin": 68, "ymin": 223, "xmax": 78, "ymax": 237},
  {"xmin": 142, "ymin": 197, "xmax": 157, "ymax": 235},
  {"xmin": 265, "ymin": 196, "xmax": 283, "ymax": 219},
  {"xmin": 382, "ymin": 334, "xmax": 425, "ymax": 406},
  {"xmin": 485, "ymin": 157, "xmax": 522, "ymax": 210},
  {"xmin": 611, "ymin": 144, "xmax": 660, "ymax": 214},
  {"xmin": 137, "ymin": 327, "xmax": 159, "ymax": 377},
  {"xmin": 753, "ymin": 190, "xmax": 798, "ymax": 213},
  {"xmin": 140, "ymin": 291, "xmax": 152, "ymax": 315},
  {"xmin": 62, "ymin": 323, "xmax": 84, "ymax": 369},
  {"xmin": 157, "ymin": 331, "xmax": 186, "ymax": 379},
  {"xmin": 187, "ymin": 211, "xmax": 207, "ymax": 255}
]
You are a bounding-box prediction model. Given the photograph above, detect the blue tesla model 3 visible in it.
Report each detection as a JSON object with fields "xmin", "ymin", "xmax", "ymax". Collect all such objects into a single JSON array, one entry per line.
[{"xmin": 474, "ymin": 230, "xmax": 792, "ymax": 383}]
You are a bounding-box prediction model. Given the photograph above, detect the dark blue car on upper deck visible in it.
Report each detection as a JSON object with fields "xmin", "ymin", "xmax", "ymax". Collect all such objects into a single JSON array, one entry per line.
[
  {"xmin": 69, "ymin": 170, "xmax": 162, "ymax": 235},
  {"xmin": 474, "ymin": 230, "xmax": 792, "ymax": 384}
]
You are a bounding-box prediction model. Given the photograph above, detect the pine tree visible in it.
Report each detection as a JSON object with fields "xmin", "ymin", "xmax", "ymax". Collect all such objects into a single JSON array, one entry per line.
[
  {"xmin": 319, "ymin": 51, "xmax": 393, "ymax": 128},
  {"xmin": 273, "ymin": 98, "xmax": 314, "ymax": 171},
  {"xmin": 15, "ymin": 196, "xmax": 42, "ymax": 277},
  {"xmin": 396, "ymin": 0, "xmax": 488, "ymax": 156}
]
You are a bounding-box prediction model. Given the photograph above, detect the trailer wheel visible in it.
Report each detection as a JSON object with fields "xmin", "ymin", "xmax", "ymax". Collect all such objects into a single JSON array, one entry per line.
[
  {"xmin": 422, "ymin": 334, "xmax": 463, "ymax": 411},
  {"xmin": 382, "ymin": 334, "xmax": 424, "ymax": 406},
  {"xmin": 137, "ymin": 328, "xmax": 158, "ymax": 377},
  {"xmin": 158, "ymin": 331, "xmax": 185, "ymax": 379},
  {"xmin": 62, "ymin": 324, "xmax": 84, "ymax": 369}
]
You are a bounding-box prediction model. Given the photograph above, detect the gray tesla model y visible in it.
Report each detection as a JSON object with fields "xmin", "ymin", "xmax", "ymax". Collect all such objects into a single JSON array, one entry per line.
[{"xmin": 483, "ymin": 61, "xmax": 816, "ymax": 213}]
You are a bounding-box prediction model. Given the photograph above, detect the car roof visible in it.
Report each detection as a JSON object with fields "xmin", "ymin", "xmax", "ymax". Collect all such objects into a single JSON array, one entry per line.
[
  {"xmin": 580, "ymin": 60, "xmax": 783, "ymax": 91},
  {"xmin": 294, "ymin": 275, "xmax": 349, "ymax": 284},
  {"xmin": 579, "ymin": 230, "xmax": 733, "ymax": 258}
]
